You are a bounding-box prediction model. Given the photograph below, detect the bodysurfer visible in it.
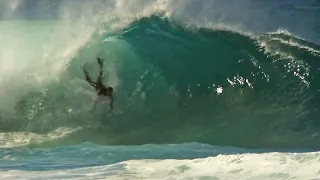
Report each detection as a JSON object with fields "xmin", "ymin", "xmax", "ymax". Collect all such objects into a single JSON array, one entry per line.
[{"xmin": 82, "ymin": 57, "xmax": 113, "ymax": 111}]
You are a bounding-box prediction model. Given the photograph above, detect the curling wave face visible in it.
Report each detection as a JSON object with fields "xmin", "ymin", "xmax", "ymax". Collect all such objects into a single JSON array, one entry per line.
[{"xmin": 0, "ymin": 4, "xmax": 320, "ymax": 149}]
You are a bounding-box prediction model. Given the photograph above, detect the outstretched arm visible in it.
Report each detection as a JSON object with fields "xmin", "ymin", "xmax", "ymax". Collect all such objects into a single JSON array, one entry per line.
[
  {"xmin": 82, "ymin": 66, "xmax": 97, "ymax": 88},
  {"xmin": 97, "ymin": 57, "xmax": 104, "ymax": 85}
]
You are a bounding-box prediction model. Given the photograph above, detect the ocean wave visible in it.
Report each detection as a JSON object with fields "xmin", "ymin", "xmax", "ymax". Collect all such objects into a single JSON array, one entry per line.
[{"xmin": 0, "ymin": 14, "xmax": 319, "ymax": 149}]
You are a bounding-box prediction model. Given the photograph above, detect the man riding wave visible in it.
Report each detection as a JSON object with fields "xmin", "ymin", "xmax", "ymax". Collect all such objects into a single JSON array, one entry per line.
[{"xmin": 82, "ymin": 57, "xmax": 113, "ymax": 111}]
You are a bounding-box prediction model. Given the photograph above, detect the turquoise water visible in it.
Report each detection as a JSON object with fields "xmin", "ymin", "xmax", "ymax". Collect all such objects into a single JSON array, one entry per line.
[
  {"xmin": 0, "ymin": 0, "xmax": 320, "ymax": 179},
  {"xmin": 1, "ymin": 143, "xmax": 319, "ymax": 179}
]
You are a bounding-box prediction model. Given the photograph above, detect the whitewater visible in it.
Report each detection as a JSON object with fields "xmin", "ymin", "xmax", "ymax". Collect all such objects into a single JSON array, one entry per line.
[{"xmin": 0, "ymin": 0, "xmax": 320, "ymax": 179}]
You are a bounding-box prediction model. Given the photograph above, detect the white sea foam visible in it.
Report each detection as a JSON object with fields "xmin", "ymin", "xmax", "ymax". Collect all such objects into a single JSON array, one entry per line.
[
  {"xmin": 1, "ymin": 151, "xmax": 319, "ymax": 179},
  {"xmin": 0, "ymin": 127, "xmax": 80, "ymax": 148}
]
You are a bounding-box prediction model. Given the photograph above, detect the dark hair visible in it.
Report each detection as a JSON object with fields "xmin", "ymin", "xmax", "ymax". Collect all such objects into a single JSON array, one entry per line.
[{"xmin": 107, "ymin": 87, "xmax": 113, "ymax": 92}]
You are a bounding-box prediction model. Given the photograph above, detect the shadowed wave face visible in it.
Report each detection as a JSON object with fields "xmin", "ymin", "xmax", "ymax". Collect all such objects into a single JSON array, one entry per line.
[{"xmin": 3, "ymin": 15, "xmax": 320, "ymax": 149}]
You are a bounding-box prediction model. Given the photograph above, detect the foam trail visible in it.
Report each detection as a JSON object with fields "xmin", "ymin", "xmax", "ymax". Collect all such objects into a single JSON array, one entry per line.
[
  {"xmin": 0, "ymin": 0, "xmax": 113, "ymax": 112},
  {"xmin": 0, "ymin": 0, "xmax": 109, "ymax": 145},
  {"xmin": 0, "ymin": 22, "xmax": 92, "ymax": 111}
]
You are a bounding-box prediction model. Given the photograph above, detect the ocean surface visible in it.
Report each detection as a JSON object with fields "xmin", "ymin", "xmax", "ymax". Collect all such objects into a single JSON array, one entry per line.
[{"xmin": 0, "ymin": 0, "xmax": 320, "ymax": 179}]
